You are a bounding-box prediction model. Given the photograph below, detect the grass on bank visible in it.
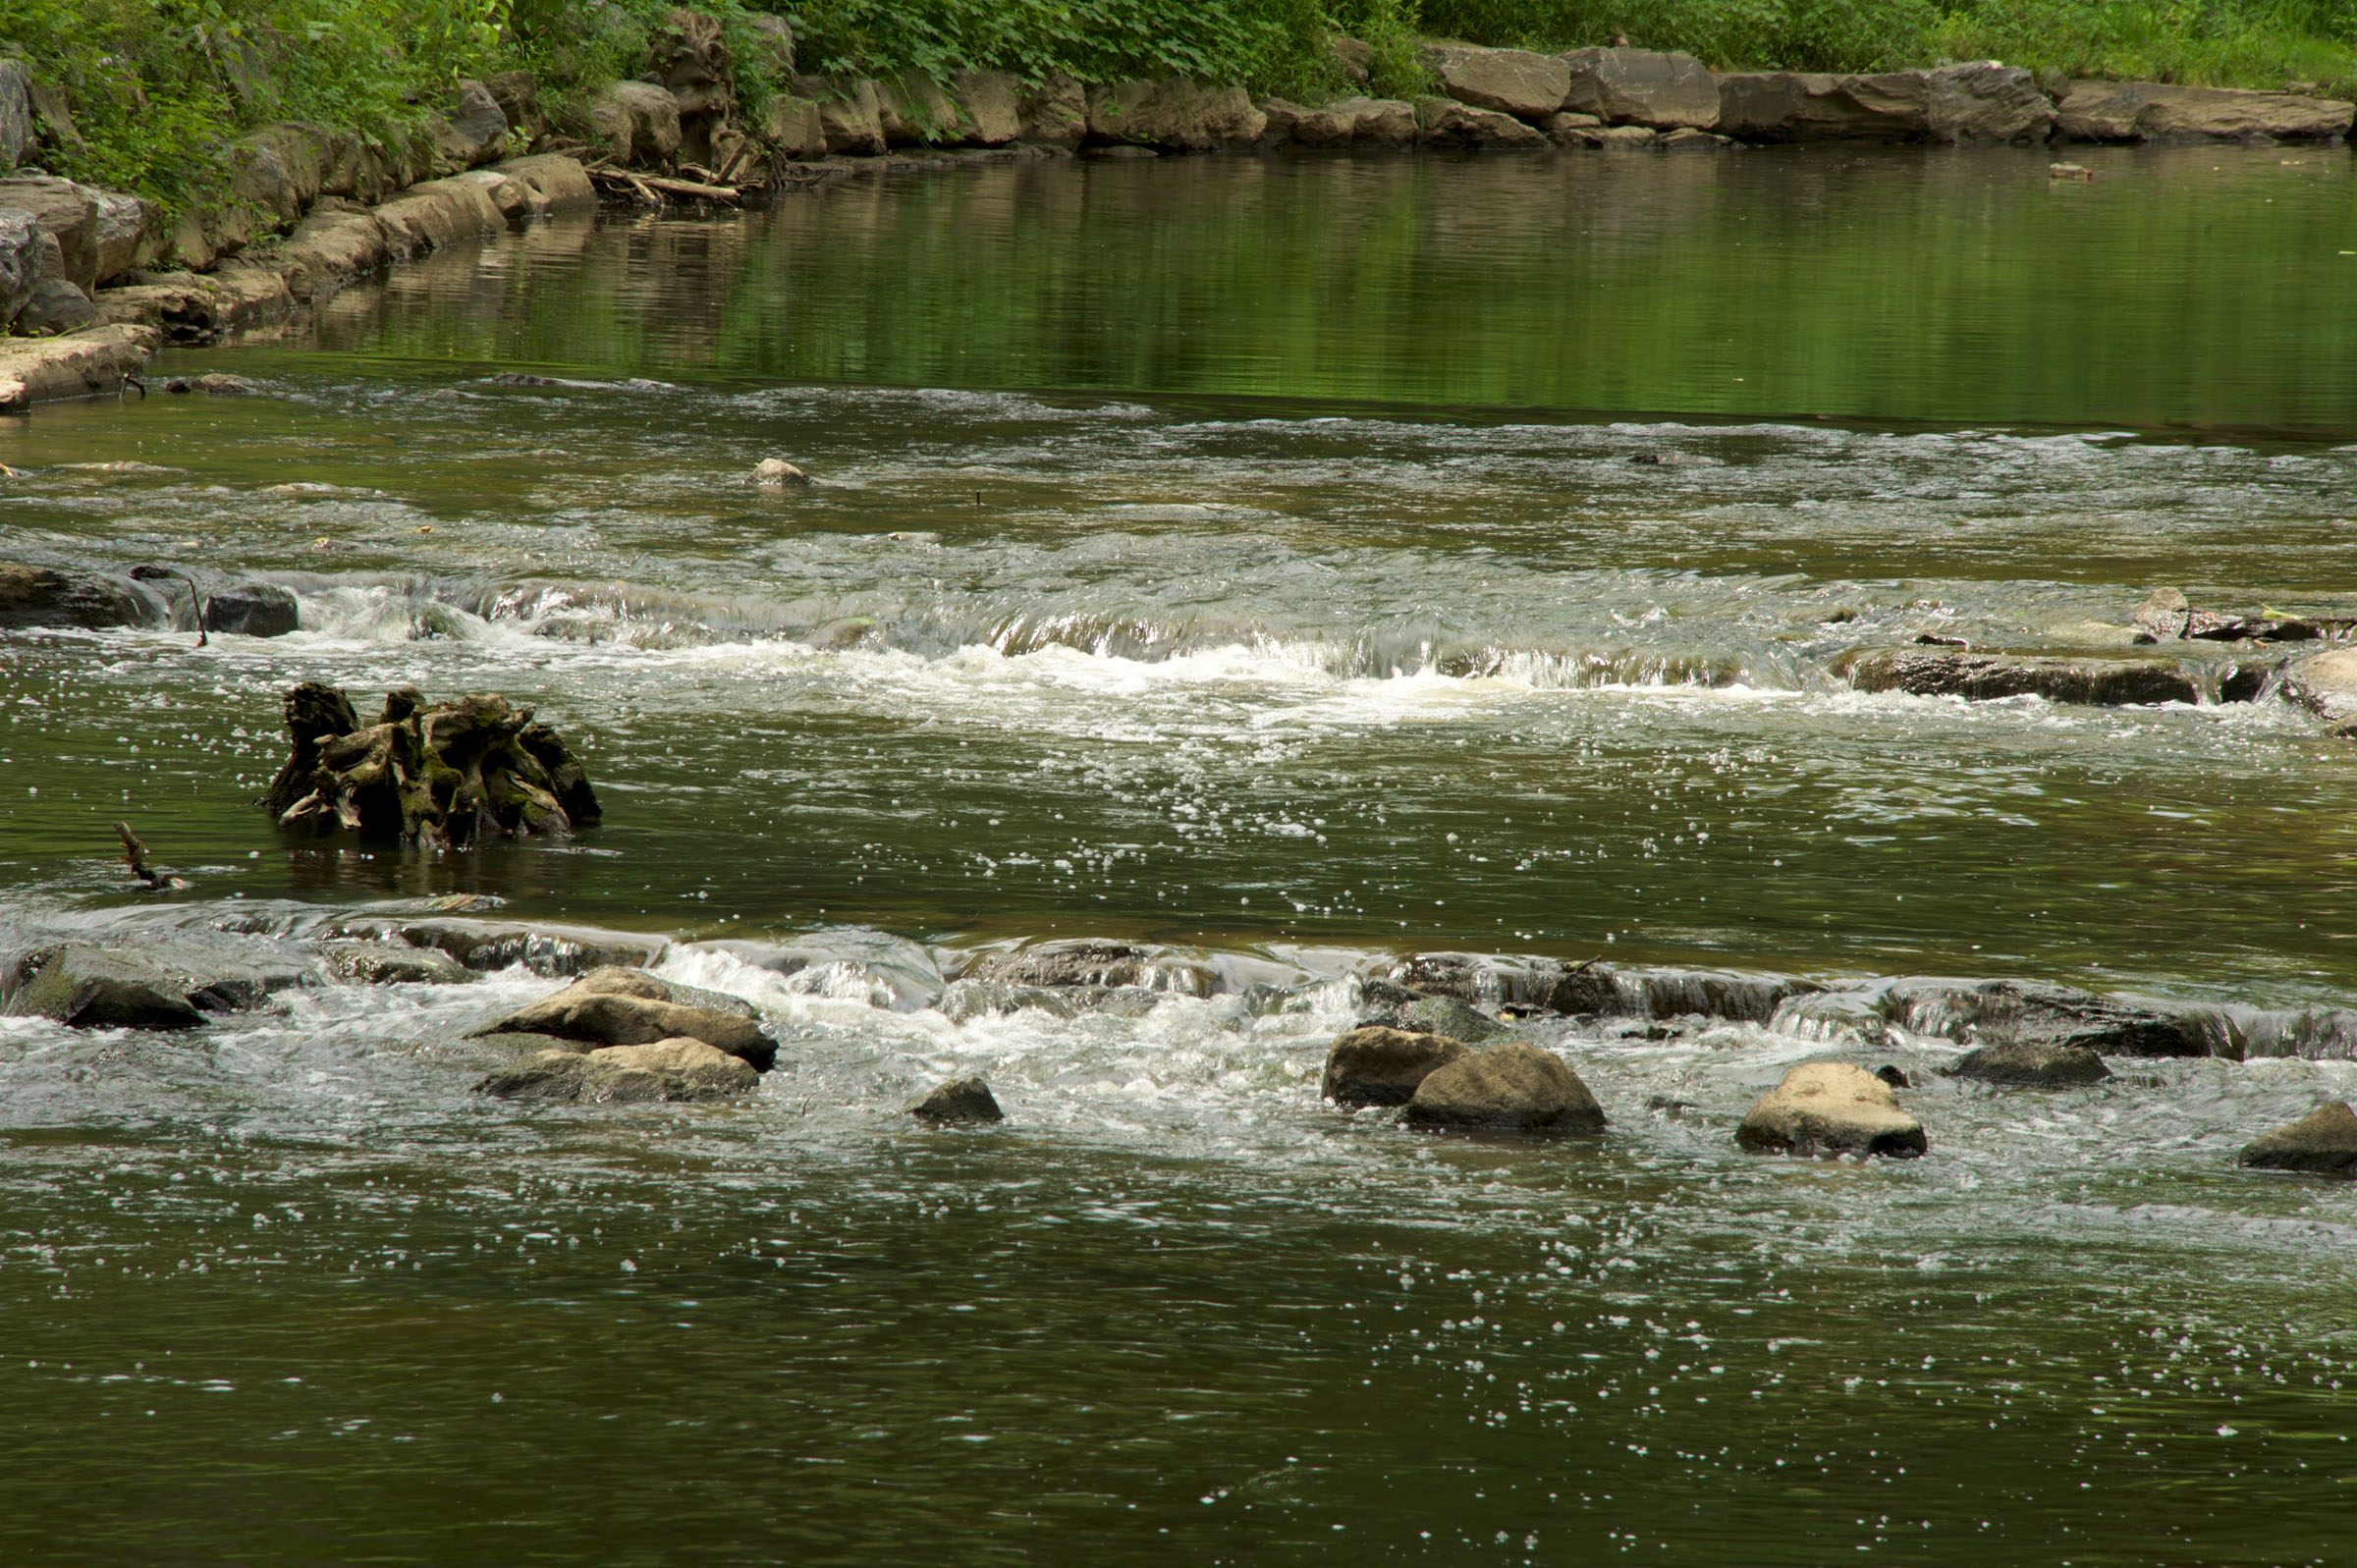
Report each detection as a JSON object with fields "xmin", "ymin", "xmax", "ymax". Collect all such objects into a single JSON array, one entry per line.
[{"xmin": 0, "ymin": 0, "xmax": 2351, "ymax": 221}]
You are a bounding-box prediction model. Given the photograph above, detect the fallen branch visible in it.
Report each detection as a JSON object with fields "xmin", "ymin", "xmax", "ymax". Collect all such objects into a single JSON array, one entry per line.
[{"xmin": 116, "ymin": 821, "xmax": 190, "ymax": 891}]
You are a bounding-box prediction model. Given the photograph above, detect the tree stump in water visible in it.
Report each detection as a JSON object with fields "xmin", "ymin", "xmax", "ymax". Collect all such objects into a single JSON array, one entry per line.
[{"xmin": 262, "ymin": 681, "xmax": 601, "ymax": 847}]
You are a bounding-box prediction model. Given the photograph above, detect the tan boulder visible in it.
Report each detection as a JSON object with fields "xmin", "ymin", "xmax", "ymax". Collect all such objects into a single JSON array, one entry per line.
[
  {"xmin": 1425, "ymin": 45, "xmax": 1570, "ymax": 121},
  {"xmin": 2056, "ymin": 81, "xmax": 2353, "ymax": 141},
  {"xmin": 1737, "ymin": 1062, "xmax": 1926, "ymax": 1158},
  {"xmin": 1322, "ymin": 1026, "xmax": 1468, "ymax": 1108},
  {"xmin": 1562, "ymin": 47, "xmax": 1719, "ymax": 130},
  {"xmin": 1404, "ymin": 1043, "xmax": 1607, "ymax": 1135}
]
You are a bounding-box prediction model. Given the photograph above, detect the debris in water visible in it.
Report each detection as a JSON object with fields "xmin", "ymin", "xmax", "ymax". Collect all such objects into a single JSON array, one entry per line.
[{"xmin": 114, "ymin": 821, "xmax": 191, "ymax": 891}]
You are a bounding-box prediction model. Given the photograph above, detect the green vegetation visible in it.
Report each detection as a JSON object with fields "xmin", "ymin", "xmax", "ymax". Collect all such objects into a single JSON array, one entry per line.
[
  {"xmin": 1420, "ymin": 0, "xmax": 2357, "ymax": 90},
  {"xmin": 0, "ymin": 0, "xmax": 2348, "ymax": 221}
]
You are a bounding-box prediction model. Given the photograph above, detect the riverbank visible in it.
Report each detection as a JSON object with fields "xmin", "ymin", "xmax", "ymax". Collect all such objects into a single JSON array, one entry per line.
[{"xmin": 1, "ymin": 26, "xmax": 2351, "ymax": 411}]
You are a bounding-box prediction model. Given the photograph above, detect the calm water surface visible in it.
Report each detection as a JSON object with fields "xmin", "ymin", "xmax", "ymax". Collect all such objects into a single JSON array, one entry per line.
[{"xmin": 3, "ymin": 147, "xmax": 2356, "ymax": 1563}]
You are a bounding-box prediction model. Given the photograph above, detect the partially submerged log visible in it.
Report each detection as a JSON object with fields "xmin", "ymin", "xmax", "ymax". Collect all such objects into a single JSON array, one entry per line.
[{"xmin": 262, "ymin": 681, "xmax": 600, "ymax": 847}]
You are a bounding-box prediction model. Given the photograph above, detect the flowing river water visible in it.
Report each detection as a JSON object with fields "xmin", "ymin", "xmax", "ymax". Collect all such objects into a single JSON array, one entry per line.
[{"xmin": 4, "ymin": 146, "xmax": 2356, "ymax": 1561}]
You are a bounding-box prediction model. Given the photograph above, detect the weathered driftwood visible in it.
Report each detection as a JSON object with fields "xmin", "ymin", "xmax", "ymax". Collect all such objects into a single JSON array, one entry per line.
[{"xmin": 262, "ymin": 682, "xmax": 600, "ymax": 847}]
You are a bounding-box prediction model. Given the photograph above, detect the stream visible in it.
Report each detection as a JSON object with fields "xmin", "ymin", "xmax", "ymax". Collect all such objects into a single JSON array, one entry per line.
[{"xmin": 3, "ymin": 144, "xmax": 2355, "ymax": 1562}]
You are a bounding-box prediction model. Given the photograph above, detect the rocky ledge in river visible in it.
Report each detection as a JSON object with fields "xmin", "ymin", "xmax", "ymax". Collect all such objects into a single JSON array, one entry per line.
[
  {"xmin": 0, "ymin": 939, "xmax": 303, "ymax": 1030},
  {"xmin": 1737, "ymin": 1062, "xmax": 1927, "ymax": 1159},
  {"xmin": 470, "ymin": 966, "xmax": 779, "ymax": 1103},
  {"xmin": 263, "ymin": 681, "xmax": 600, "ymax": 846}
]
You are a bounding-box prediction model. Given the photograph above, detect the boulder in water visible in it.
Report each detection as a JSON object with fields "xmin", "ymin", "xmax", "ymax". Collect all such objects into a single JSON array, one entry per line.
[
  {"xmin": 2, "ymin": 945, "xmax": 206, "ymax": 1031},
  {"xmin": 262, "ymin": 681, "xmax": 601, "ymax": 847},
  {"xmin": 1737, "ymin": 1061, "xmax": 1926, "ymax": 1158},
  {"xmin": 1323, "ymin": 1025, "xmax": 1469, "ymax": 1108},
  {"xmin": 1404, "ymin": 1043, "xmax": 1607, "ymax": 1135},
  {"xmin": 2132, "ymin": 587, "xmax": 2192, "ymax": 640},
  {"xmin": 201, "ymin": 582, "xmax": 299, "ymax": 637},
  {"xmin": 909, "ymin": 1076, "xmax": 1005, "ymax": 1123},
  {"xmin": 1946, "ymin": 1041, "xmax": 2112, "ymax": 1088},
  {"xmin": 2238, "ymin": 1101, "xmax": 2357, "ymax": 1175},
  {"xmin": 1884, "ymin": 977, "xmax": 2209, "ymax": 1057},
  {"xmin": 469, "ymin": 966, "xmax": 777, "ymax": 1070},
  {"xmin": 476, "ymin": 1038, "xmax": 758, "ymax": 1103},
  {"xmin": 750, "ymin": 458, "xmax": 810, "ymax": 487},
  {"xmin": 1837, "ymin": 647, "xmax": 2200, "ymax": 707},
  {"xmin": 0, "ymin": 563, "xmax": 157, "ymax": 630},
  {"xmin": 331, "ymin": 916, "xmax": 664, "ymax": 977},
  {"xmin": 1542, "ymin": 963, "xmax": 1618, "ymax": 1016},
  {"xmin": 317, "ymin": 941, "xmax": 477, "ymax": 985}
]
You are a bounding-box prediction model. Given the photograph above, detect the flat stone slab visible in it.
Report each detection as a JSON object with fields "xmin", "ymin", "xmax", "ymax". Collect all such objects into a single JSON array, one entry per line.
[{"xmin": 1837, "ymin": 647, "xmax": 2201, "ymax": 706}]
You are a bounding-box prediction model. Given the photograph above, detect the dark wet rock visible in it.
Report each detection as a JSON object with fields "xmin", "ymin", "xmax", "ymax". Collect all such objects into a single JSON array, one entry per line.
[
  {"xmin": 0, "ymin": 563, "xmax": 157, "ymax": 630},
  {"xmin": 1016, "ymin": 74, "xmax": 1088, "ymax": 148},
  {"xmin": 469, "ymin": 966, "xmax": 775, "ymax": 1070},
  {"xmin": 0, "ymin": 60, "xmax": 29, "ymax": 169},
  {"xmin": 201, "ymin": 582, "xmax": 299, "ymax": 637},
  {"xmin": 1561, "ymin": 48, "xmax": 1719, "ymax": 130},
  {"xmin": 317, "ymin": 940, "xmax": 476, "ymax": 985},
  {"xmin": 1625, "ymin": 967, "xmax": 1817, "ymax": 1025},
  {"xmin": 1836, "ymin": 647, "xmax": 2200, "ymax": 706},
  {"xmin": 1946, "ymin": 1041, "xmax": 2113, "ymax": 1088},
  {"xmin": 332, "ymin": 916, "xmax": 666, "ymax": 977},
  {"xmin": 1413, "ymin": 96, "xmax": 1549, "ymax": 148},
  {"xmin": 1884, "ymin": 978, "xmax": 2211, "ymax": 1058},
  {"xmin": 1645, "ymin": 1095, "xmax": 1698, "ymax": 1117},
  {"xmin": 1404, "ymin": 1043, "xmax": 1607, "ymax": 1136},
  {"xmin": 2237, "ymin": 1101, "xmax": 2357, "ymax": 1175},
  {"xmin": 1541, "ymin": 963, "xmax": 1618, "ymax": 1016},
  {"xmin": 2282, "ymin": 648, "xmax": 2357, "ymax": 736},
  {"xmin": 2, "ymin": 945, "xmax": 205, "ymax": 1031},
  {"xmin": 476, "ymin": 1039, "xmax": 758, "ymax": 1103},
  {"xmin": 965, "ymin": 940, "xmax": 1213, "ymax": 996},
  {"xmin": 2132, "ymin": 587, "xmax": 2192, "ymax": 640},
  {"xmin": 1323, "ymin": 1025, "xmax": 1470, "ymax": 1108},
  {"xmin": 1736, "ymin": 1062, "xmax": 1926, "ymax": 1158},
  {"xmin": 1425, "ymin": 46, "xmax": 1570, "ymax": 121},
  {"xmin": 2055, "ymin": 81, "xmax": 2353, "ymax": 142},
  {"xmin": 910, "ymin": 1076, "xmax": 1005, "ymax": 1123},
  {"xmin": 1874, "ymin": 1064, "xmax": 1911, "ymax": 1089},
  {"xmin": 262, "ymin": 681, "xmax": 601, "ymax": 846}
]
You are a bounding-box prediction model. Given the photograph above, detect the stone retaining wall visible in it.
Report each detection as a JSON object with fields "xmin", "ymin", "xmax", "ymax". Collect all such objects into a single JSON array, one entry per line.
[{"xmin": 1, "ymin": 27, "xmax": 2348, "ymax": 411}]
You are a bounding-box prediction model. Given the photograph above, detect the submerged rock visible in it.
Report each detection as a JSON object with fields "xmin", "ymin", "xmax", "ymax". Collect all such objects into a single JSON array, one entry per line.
[
  {"xmin": 1404, "ymin": 1043, "xmax": 1607, "ymax": 1135},
  {"xmin": 332, "ymin": 916, "xmax": 665, "ymax": 977},
  {"xmin": 469, "ymin": 966, "xmax": 777, "ymax": 1070},
  {"xmin": 1836, "ymin": 647, "xmax": 2200, "ymax": 706},
  {"xmin": 2282, "ymin": 647, "xmax": 2357, "ymax": 736},
  {"xmin": 1885, "ymin": 978, "xmax": 2210, "ymax": 1057},
  {"xmin": 201, "ymin": 582, "xmax": 299, "ymax": 637},
  {"xmin": 262, "ymin": 680, "xmax": 601, "ymax": 847},
  {"xmin": 1323, "ymin": 1025, "xmax": 1469, "ymax": 1108},
  {"xmin": 476, "ymin": 1038, "xmax": 758, "ymax": 1103},
  {"xmin": 1737, "ymin": 1062, "xmax": 1926, "ymax": 1159},
  {"xmin": 1946, "ymin": 1041, "xmax": 2112, "ymax": 1088},
  {"xmin": 2237, "ymin": 1102, "xmax": 2357, "ymax": 1175},
  {"xmin": 964, "ymin": 940, "xmax": 1213, "ymax": 996},
  {"xmin": 1, "ymin": 945, "xmax": 206, "ymax": 1031},
  {"xmin": 0, "ymin": 563, "xmax": 157, "ymax": 630},
  {"xmin": 909, "ymin": 1076, "xmax": 1005, "ymax": 1123},
  {"xmin": 317, "ymin": 940, "xmax": 477, "ymax": 985}
]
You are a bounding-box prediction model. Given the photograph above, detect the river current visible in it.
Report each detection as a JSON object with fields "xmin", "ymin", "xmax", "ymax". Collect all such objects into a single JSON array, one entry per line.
[{"xmin": 3, "ymin": 146, "xmax": 2355, "ymax": 1562}]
